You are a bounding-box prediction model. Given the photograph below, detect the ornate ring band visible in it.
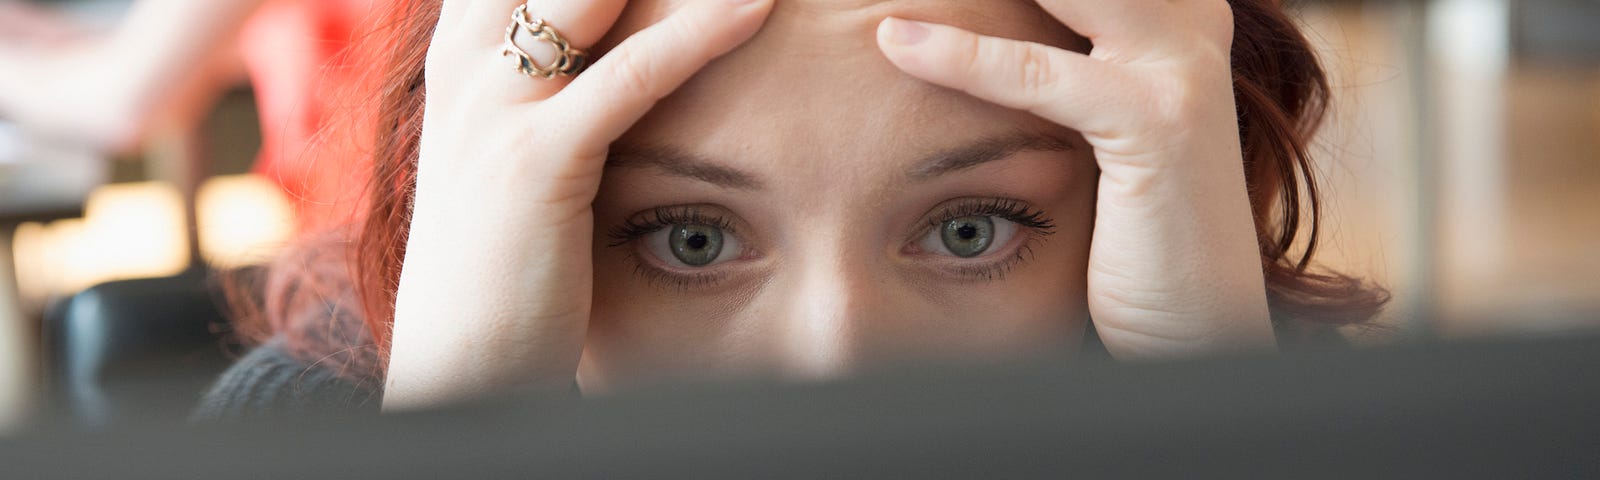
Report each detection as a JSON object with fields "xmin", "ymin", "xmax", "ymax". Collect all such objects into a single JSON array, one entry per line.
[{"xmin": 501, "ymin": 4, "xmax": 590, "ymax": 79}]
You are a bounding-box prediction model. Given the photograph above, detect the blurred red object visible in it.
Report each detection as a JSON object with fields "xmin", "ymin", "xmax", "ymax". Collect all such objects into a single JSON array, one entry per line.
[{"xmin": 240, "ymin": 0, "xmax": 377, "ymax": 233}]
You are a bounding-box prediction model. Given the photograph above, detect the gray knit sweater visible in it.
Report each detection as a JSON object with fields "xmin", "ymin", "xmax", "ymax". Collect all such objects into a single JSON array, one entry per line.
[{"xmin": 190, "ymin": 337, "xmax": 382, "ymax": 422}]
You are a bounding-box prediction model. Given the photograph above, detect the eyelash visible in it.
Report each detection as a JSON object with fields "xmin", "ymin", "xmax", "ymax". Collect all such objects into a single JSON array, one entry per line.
[
  {"xmin": 607, "ymin": 206, "xmax": 741, "ymax": 290},
  {"xmin": 916, "ymin": 198, "xmax": 1057, "ymax": 281},
  {"xmin": 605, "ymin": 199, "xmax": 1058, "ymax": 288},
  {"xmin": 607, "ymin": 206, "xmax": 737, "ymax": 248}
]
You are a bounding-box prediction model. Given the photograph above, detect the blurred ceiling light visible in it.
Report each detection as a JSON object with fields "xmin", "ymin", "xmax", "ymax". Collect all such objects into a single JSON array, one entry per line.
[
  {"xmin": 11, "ymin": 175, "xmax": 297, "ymax": 304},
  {"xmin": 10, "ymin": 182, "xmax": 188, "ymax": 302},
  {"xmin": 196, "ymin": 174, "xmax": 294, "ymax": 268},
  {"xmin": 11, "ymin": 220, "xmax": 80, "ymax": 305},
  {"xmin": 80, "ymin": 182, "xmax": 190, "ymax": 284}
]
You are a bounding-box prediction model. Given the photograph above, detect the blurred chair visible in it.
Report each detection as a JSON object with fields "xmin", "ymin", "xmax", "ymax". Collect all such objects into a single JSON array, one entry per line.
[{"xmin": 42, "ymin": 267, "xmax": 237, "ymax": 427}]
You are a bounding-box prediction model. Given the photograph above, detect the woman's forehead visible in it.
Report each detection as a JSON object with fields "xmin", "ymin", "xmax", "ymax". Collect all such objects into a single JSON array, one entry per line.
[
  {"xmin": 603, "ymin": 0, "xmax": 1086, "ymax": 52},
  {"xmin": 609, "ymin": 0, "xmax": 1084, "ymax": 150}
]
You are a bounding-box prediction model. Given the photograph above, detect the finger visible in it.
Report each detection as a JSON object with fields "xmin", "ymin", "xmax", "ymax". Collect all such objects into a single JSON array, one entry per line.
[
  {"xmin": 452, "ymin": 0, "xmax": 626, "ymax": 101},
  {"xmin": 1031, "ymin": 0, "xmax": 1171, "ymax": 45},
  {"xmin": 1030, "ymin": 0, "xmax": 1231, "ymax": 54},
  {"xmin": 457, "ymin": 0, "xmax": 623, "ymax": 49},
  {"xmin": 875, "ymin": 17, "xmax": 1136, "ymax": 137},
  {"xmin": 544, "ymin": 0, "xmax": 774, "ymax": 154}
]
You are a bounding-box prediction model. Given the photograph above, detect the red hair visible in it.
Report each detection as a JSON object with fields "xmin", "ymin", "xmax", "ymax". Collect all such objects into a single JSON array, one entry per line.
[{"xmin": 234, "ymin": 0, "xmax": 1388, "ymax": 381}]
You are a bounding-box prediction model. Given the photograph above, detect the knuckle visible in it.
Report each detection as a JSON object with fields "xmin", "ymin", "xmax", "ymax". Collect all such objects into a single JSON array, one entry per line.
[
  {"xmin": 1014, "ymin": 45, "xmax": 1056, "ymax": 98},
  {"xmin": 605, "ymin": 49, "xmax": 659, "ymax": 99},
  {"xmin": 661, "ymin": 12, "xmax": 707, "ymax": 49},
  {"xmin": 960, "ymin": 33, "xmax": 986, "ymax": 74},
  {"xmin": 976, "ymin": 37, "xmax": 1055, "ymax": 110},
  {"xmin": 600, "ymin": 12, "xmax": 705, "ymax": 100}
]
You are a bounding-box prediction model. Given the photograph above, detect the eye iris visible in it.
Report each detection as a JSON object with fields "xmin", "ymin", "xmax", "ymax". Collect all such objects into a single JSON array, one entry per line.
[
  {"xmin": 941, "ymin": 216, "xmax": 994, "ymax": 258},
  {"xmin": 670, "ymin": 224, "xmax": 723, "ymax": 266}
]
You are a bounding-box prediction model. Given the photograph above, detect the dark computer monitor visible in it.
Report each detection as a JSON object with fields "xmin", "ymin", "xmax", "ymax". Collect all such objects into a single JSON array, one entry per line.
[{"xmin": 4, "ymin": 329, "xmax": 1598, "ymax": 479}]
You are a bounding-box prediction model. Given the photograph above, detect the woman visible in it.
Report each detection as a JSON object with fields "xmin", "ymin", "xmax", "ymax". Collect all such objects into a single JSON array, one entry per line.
[{"xmin": 195, "ymin": 0, "xmax": 1388, "ymax": 419}]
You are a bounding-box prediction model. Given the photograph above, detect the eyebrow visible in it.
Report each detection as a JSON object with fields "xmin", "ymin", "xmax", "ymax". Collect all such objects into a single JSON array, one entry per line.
[
  {"xmin": 607, "ymin": 146, "xmax": 765, "ymax": 190},
  {"xmin": 905, "ymin": 133, "xmax": 1075, "ymax": 180},
  {"xmin": 605, "ymin": 133, "xmax": 1074, "ymax": 190}
]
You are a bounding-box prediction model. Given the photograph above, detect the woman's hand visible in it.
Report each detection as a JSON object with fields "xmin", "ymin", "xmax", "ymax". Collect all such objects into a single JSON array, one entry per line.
[
  {"xmin": 385, "ymin": 0, "xmax": 774, "ymax": 410},
  {"xmin": 876, "ymin": 0, "xmax": 1276, "ymax": 359}
]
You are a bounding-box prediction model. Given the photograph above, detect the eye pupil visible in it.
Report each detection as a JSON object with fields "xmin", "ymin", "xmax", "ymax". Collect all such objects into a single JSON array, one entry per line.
[
  {"xmin": 670, "ymin": 224, "xmax": 724, "ymax": 266},
  {"xmin": 686, "ymin": 233, "xmax": 708, "ymax": 250},
  {"xmin": 940, "ymin": 216, "xmax": 994, "ymax": 258}
]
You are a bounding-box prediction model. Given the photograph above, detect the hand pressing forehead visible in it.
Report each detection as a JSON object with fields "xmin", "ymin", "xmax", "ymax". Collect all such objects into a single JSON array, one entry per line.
[
  {"xmin": 596, "ymin": 0, "xmax": 1090, "ymax": 55},
  {"xmin": 601, "ymin": 0, "xmax": 1095, "ymax": 191},
  {"xmin": 583, "ymin": 0, "xmax": 1107, "ymax": 389}
]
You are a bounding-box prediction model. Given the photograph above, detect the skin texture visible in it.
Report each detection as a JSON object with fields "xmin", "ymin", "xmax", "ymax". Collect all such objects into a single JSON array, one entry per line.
[
  {"xmin": 385, "ymin": 0, "xmax": 1275, "ymax": 410},
  {"xmin": 581, "ymin": 0, "xmax": 1096, "ymax": 391}
]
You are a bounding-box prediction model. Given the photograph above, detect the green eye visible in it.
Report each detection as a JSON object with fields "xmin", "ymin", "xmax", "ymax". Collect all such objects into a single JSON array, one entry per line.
[
  {"xmin": 940, "ymin": 216, "xmax": 995, "ymax": 258},
  {"xmin": 668, "ymin": 224, "xmax": 724, "ymax": 266}
]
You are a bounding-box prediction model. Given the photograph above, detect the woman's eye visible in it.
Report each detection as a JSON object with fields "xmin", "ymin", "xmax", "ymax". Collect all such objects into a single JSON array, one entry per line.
[
  {"xmin": 646, "ymin": 224, "xmax": 742, "ymax": 267},
  {"xmin": 919, "ymin": 215, "xmax": 1020, "ymax": 258}
]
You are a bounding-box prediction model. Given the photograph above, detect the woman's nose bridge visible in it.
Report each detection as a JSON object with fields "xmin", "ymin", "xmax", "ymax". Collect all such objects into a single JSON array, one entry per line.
[{"xmin": 773, "ymin": 250, "xmax": 887, "ymax": 380}]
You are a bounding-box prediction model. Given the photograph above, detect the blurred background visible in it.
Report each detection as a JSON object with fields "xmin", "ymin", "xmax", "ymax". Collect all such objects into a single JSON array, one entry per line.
[{"xmin": 0, "ymin": 0, "xmax": 1596, "ymax": 432}]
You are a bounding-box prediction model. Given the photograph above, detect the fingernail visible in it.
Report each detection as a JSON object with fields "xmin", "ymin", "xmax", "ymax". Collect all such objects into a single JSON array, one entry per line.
[{"xmin": 884, "ymin": 18, "xmax": 930, "ymax": 45}]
